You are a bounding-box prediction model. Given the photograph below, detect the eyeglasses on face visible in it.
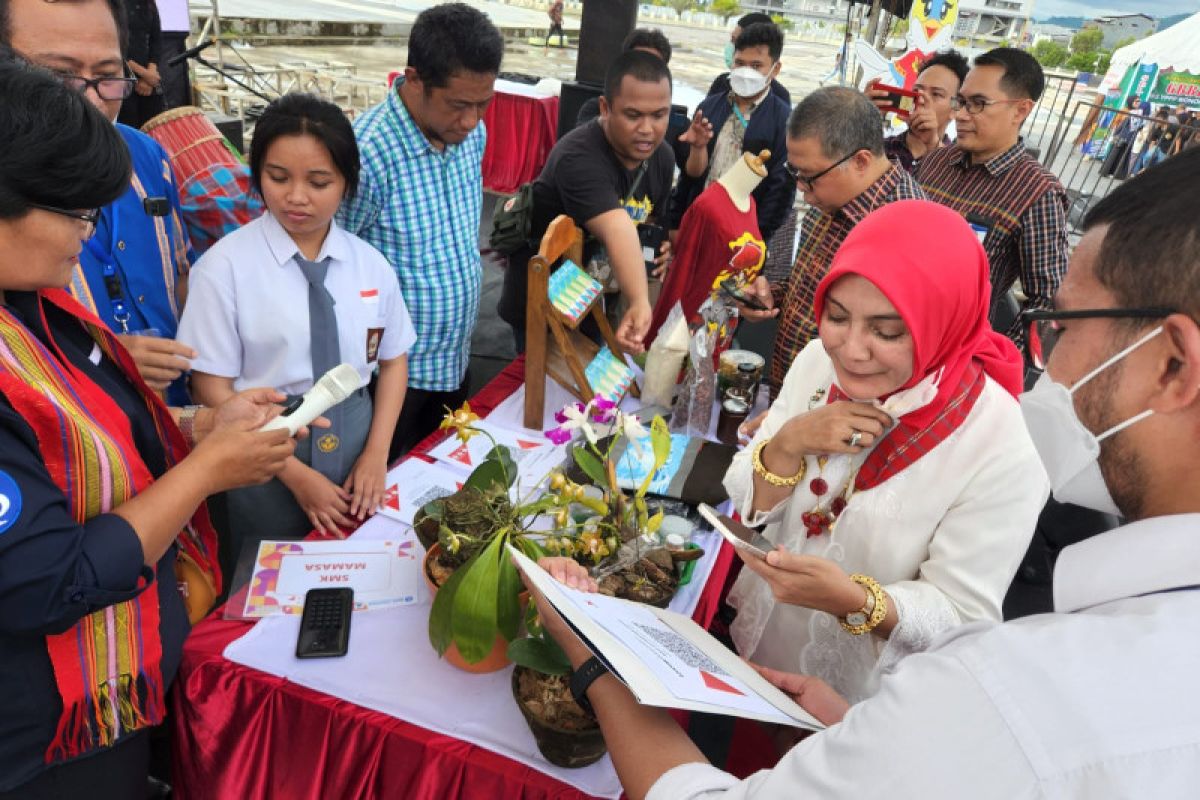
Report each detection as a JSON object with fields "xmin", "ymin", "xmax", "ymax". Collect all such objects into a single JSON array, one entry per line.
[
  {"xmin": 28, "ymin": 203, "xmax": 102, "ymax": 239},
  {"xmin": 56, "ymin": 73, "xmax": 138, "ymax": 101},
  {"xmin": 784, "ymin": 150, "xmax": 857, "ymax": 191},
  {"xmin": 1021, "ymin": 307, "xmax": 1176, "ymax": 371},
  {"xmin": 949, "ymin": 95, "xmax": 1023, "ymax": 115}
]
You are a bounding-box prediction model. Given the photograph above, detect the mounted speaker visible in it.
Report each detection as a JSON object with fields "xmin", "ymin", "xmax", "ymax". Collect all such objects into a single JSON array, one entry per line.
[{"xmin": 575, "ymin": 0, "xmax": 638, "ymax": 85}]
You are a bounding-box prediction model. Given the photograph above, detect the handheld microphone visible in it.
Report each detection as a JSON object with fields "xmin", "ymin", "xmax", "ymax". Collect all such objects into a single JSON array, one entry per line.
[
  {"xmin": 167, "ymin": 39, "xmax": 215, "ymax": 67},
  {"xmin": 262, "ymin": 363, "xmax": 362, "ymax": 437}
]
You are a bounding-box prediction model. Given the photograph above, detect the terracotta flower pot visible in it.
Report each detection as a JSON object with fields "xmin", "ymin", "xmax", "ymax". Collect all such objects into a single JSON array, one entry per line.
[
  {"xmin": 423, "ymin": 543, "xmax": 521, "ymax": 674},
  {"xmin": 512, "ymin": 666, "xmax": 607, "ymax": 769}
]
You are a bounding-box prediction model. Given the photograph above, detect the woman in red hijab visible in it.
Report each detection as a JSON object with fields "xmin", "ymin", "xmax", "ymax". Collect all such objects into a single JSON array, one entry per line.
[{"xmin": 723, "ymin": 199, "xmax": 1048, "ymax": 703}]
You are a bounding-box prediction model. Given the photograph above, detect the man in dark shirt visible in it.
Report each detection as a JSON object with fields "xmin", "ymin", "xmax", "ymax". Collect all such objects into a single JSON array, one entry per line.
[
  {"xmin": 498, "ymin": 50, "xmax": 675, "ymax": 354},
  {"xmin": 707, "ymin": 12, "xmax": 790, "ymax": 104},
  {"xmin": 576, "ymin": 28, "xmax": 672, "ymax": 128},
  {"xmin": 875, "ymin": 50, "xmax": 968, "ymax": 174},
  {"xmin": 673, "ymin": 22, "xmax": 795, "ymax": 241},
  {"xmin": 916, "ymin": 48, "xmax": 1068, "ymax": 347},
  {"xmin": 120, "ymin": 0, "xmax": 165, "ymax": 128}
]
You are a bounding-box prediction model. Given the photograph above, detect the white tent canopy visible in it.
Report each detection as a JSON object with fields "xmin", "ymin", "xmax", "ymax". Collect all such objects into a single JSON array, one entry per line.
[{"xmin": 1103, "ymin": 11, "xmax": 1200, "ymax": 88}]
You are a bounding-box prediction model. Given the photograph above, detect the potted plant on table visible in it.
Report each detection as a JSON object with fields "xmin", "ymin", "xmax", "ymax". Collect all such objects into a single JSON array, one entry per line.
[
  {"xmin": 546, "ymin": 397, "xmax": 688, "ymax": 607},
  {"xmin": 507, "ymin": 605, "xmax": 607, "ymax": 768}
]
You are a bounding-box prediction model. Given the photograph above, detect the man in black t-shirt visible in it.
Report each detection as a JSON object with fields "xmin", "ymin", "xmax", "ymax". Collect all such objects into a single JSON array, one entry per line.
[{"xmin": 499, "ymin": 50, "xmax": 676, "ymax": 354}]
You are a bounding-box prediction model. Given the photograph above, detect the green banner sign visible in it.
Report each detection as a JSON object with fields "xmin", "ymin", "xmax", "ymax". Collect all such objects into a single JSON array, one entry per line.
[{"xmin": 1149, "ymin": 69, "xmax": 1200, "ymax": 107}]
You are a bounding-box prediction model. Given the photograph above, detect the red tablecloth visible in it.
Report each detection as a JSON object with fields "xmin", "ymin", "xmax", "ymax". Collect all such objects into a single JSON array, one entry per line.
[
  {"xmin": 481, "ymin": 85, "xmax": 560, "ymax": 195},
  {"xmin": 170, "ymin": 357, "xmax": 735, "ymax": 800}
]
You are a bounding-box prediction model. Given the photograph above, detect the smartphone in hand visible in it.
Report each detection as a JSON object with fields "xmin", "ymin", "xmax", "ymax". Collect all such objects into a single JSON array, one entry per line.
[
  {"xmin": 639, "ymin": 223, "xmax": 667, "ymax": 274},
  {"xmin": 719, "ymin": 278, "xmax": 769, "ymax": 312},
  {"xmin": 699, "ymin": 504, "xmax": 774, "ymax": 560}
]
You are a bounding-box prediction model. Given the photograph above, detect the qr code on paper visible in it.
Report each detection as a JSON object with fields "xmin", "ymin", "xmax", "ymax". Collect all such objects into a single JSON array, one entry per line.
[{"xmin": 634, "ymin": 623, "xmax": 728, "ymax": 676}]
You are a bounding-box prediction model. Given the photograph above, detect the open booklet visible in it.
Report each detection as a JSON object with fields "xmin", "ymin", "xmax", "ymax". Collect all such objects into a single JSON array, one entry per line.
[{"xmin": 509, "ymin": 547, "xmax": 825, "ymax": 730}]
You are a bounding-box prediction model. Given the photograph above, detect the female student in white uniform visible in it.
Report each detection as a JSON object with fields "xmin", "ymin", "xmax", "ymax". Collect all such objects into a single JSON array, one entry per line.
[{"xmin": 178, "ymin": 94, "xmax": 415, "ymax": 550}]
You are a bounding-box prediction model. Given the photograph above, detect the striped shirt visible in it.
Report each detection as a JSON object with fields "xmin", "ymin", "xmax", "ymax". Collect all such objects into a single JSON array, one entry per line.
[
  {"xmin": 916, "ymin": 140, "xmax": 1069, "ymax": 346},
  {"xmin": 338, "ymin": 80, "xmax": 485, "ymax": 392},
  {"xmin": 769, "ymin": 163, "xmax": 924, "ymax": 393}
]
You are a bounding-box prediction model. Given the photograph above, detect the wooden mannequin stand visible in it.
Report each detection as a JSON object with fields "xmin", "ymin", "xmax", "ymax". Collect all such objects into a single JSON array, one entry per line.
[{"xmin": 524, "ymin": 214, "xmax": 639, "ymax": 429}]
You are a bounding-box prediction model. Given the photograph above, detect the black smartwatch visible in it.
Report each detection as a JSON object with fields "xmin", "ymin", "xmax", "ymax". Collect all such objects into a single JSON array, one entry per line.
[{"xmin": 569, "ymin": 656, "xmax": 608, "ymax": 716}]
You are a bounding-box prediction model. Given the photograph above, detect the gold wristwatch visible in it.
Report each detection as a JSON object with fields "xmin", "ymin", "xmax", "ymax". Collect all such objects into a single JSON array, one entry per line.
[{"xmin": 840, "ymin": 574, "xmax": 888, "ymax": 635}]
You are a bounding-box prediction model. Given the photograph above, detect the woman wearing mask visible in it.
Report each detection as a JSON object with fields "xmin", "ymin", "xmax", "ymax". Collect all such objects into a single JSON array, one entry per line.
[
  {"xmin": 722, "ymin": 200, "xmax": 1049, "ymax": 703},
  {"xmin": 0, "ymin": 60, "xmax": 295, "ymax": 797},
  {"xmin": 670, "ymin": 22, "xmax": 794, "ymax": 242}
]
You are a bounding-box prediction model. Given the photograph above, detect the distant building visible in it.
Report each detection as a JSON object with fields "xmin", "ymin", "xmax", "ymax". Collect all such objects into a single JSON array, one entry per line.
[
  {"xmin": 955, "ymin": 0, "xmax": 1033, "ymax": 44},
  {"xmin": 1083, "ymin": 13, "xmax": 1157, "ymax": 50},
  {"xmin": 1032, "ymin": 23, "xmax": 1074, "ymax": 46}
]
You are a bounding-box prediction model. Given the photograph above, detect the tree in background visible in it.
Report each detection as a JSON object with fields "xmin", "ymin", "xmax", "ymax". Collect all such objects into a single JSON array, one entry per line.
[
  {"xmin": 667, "ymin": 0, "xmax": 695, "ymax": 19},
  {"xmin": 770, "ymin": 12, "xmax": 794, "ymax": 32},
  {"xmin": 711, "ymin": 0, "xmax": 741, "ymax": 24},
  {"xmin": 1070, "ymin": 27, "xmax": 1103, "ymax": 56},
  {"xmin": 1032, "ymin": 40, "xmax": 1070, "ymax": 69}
]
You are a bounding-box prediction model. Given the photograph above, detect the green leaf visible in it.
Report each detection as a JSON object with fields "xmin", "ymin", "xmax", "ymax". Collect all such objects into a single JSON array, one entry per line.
[
  {"xmin": 516, "ymin": 494, "xmax": 560, "ymax": 519},
  {"xmin": 516, "ymin": 536, "xmax": 547, "ymax": 561},
  {"xmin": 507, "ymin": 636, "xmax": 572, "ymax": 676},
  {"xmin": 428, "ymin": 562, "xmax": 469, "ymax": 656},
  {"xmin": 464, "ymin": 459, "xmax": 507, "ymax": 494},
  {"xmin": 650, "ymin": 416, "xmax": 672, "ymax": 470},
  {"xmin": 573, "ymin": 446, "xmax": 608, "ymax": 489},
  {"xmin": 486, "ymin": 445, "xmax": 518, "ymax": 488},
  {"xmin": 496, "ymin": 545, "xmax": 523, "ymax": 642},
  {"xmin": 449, "ymin": 535, "xmax": 505, "ymax": 663}
]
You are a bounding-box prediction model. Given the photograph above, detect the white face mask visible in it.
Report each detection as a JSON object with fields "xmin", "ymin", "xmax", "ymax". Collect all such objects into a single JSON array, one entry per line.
[
  {"xmin": 1019, "ymin": 327, "xmax": 1162, "ymax": 517},
  {"xmin": 729, "ymin": 66, "xmax": 769, "ymax": 99}
]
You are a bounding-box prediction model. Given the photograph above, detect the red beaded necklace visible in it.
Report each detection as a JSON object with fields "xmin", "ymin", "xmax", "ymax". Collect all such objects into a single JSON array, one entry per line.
[{"xmin": 800, "ymin": 455, "xmax": 861, "ymax": 538}]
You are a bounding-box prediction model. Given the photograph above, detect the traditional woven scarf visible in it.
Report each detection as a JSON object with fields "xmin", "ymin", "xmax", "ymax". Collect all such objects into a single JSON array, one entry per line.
[
  {"xmin": 0, "ymin": 289, "xmax": 219, "ymax": 764},
  {"xmin": 813, "ymin": 200, "xmax": 1023, "ymax": 492}
]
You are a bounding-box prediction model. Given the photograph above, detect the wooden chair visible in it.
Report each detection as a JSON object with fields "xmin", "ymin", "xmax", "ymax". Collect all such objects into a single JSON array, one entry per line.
[{"xmin": 524, "ymin": 214, "xmax": 638, "ymax": 429}]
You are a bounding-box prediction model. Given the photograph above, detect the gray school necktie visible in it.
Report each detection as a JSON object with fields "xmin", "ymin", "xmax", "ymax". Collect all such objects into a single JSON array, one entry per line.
[{"xmin": 296, "ymin": 256, "xmax": 343, "ymax": 475}]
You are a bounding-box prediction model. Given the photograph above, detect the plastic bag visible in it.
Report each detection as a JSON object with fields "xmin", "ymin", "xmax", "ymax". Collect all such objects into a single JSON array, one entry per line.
[{"xmin": 642, "ymin": 302, "xmax": 689, "ymax": 407}]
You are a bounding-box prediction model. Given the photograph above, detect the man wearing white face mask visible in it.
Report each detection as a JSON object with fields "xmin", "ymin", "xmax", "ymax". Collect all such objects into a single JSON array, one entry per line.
[
  {"xmin": 671, "ymin": 22, "xmax": 794, "ymax": 241},
  {"xmin": 707, "ymin": 12, "xmax": 791, "ymax": 105},
  {"xmin": 515, "ymin": 149, "xmax": 1200, "ymax": 800}
]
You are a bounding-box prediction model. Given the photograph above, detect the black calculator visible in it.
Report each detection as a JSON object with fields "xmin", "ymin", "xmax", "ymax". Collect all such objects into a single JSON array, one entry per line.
[{"xmin": 295, "ymin": 587, "xmax": 353, "ymax": 658}]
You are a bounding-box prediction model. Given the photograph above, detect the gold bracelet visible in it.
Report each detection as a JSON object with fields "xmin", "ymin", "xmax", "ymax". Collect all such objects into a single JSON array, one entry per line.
[
  {"xmin": 751, "ymin": 439, "xmax": 807, "ymax": 487},
  {"xmin": 839, "ymin": 574, "xmax": 888, "ymax": 635}
]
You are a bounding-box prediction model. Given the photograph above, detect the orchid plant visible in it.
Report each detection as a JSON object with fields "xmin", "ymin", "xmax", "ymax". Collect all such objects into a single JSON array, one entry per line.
[
  {"xmin": 425, "ymin": 397, "xmax": 669, "ymax": 667},
  {"xmin": 542, "ymin": 396, "xmax": 673, "ymax": 565}
]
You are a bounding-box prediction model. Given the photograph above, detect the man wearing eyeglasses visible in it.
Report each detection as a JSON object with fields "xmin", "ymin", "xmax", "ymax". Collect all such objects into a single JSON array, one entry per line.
[
  {"xmin": 737, "ymin": 87, "xmax": 924, "ymax": 396},
  {"xmin": 2, "ymin": 0, "xmax": 196, "ymax": 404},
  {"xmin": 915, "ymin": 47, "xmax": 1068, "ymax": 352}
]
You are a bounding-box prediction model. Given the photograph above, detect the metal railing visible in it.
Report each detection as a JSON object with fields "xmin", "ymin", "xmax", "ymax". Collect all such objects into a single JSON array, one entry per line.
[{"xmin": 1036, "ymin": 100, "xmax": 1200, "ymax": 233}]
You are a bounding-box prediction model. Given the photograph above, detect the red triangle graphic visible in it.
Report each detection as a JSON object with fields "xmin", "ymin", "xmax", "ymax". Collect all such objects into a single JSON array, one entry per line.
[
  {"xmin": 700, "ymin": 671, "xmax": 745, "ymax": 696},
  {"xmin": 448, "ymin": 443, "xmax": 474, "ymax": 466},
  {"xmin": 383, "ymin": 485, "xmax": 401, "ymax": 511},
  {"xmin": 516, "ymin": 439, "xmax": 542, "ymax": 450}
]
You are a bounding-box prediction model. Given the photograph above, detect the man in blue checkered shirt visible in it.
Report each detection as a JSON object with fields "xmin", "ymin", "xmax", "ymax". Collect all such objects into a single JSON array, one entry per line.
[{"xmin": 338, "ymin": 4, "xmax": 503, "ymax": 460}]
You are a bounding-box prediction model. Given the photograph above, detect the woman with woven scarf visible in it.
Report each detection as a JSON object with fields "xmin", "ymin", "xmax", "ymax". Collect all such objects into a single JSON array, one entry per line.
[
  {"xmin": 725, "ymin": 199, "xmax": 1049, "ymax": 704},
  {"xmin": 0, "ymin": 61, "xmax": 295, "ymax": 796}
]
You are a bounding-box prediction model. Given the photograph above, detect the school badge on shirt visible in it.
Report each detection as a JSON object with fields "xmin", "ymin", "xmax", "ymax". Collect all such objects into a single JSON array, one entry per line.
[
  {"xmin": 366, "ymin": 327, "xmax": 384, "ymax": 363},
  {"xmin": 317, "ymin": 433, "xmax": 340, "ymax": 453}
]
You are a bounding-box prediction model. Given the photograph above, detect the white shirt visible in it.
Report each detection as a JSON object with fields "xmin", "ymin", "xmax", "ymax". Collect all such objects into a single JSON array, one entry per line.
[
  {"xmin": 648, "ymin": 514, "xmax": 1200, "ymax": 799},
  {"xmin": 725, "ymin": 341, "xmax": 1049, "ymax": 701},
  {"xmin": 178, "ymin": 213, "xmax": 416, "ymax": 395}
]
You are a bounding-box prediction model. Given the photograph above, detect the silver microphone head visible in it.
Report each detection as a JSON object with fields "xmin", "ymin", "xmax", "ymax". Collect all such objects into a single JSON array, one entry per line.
[{"xmin": 315, "ymin": 363, "xmax": 362, "ymax": 403}]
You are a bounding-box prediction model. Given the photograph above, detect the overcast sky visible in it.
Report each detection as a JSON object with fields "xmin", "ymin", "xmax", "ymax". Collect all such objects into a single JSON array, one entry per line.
[{"xmin": 1034, "ymin": 0, "xmax": 1198, "ymax": 19}]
